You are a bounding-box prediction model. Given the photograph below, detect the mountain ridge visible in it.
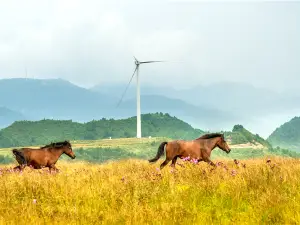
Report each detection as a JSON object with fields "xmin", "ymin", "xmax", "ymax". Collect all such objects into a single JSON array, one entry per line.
[{"xmin": 0, "ymin": 78, "xmax": 237, "ymax": 131}]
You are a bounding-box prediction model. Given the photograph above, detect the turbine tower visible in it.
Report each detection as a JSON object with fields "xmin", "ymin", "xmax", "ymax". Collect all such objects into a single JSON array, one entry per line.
[{"xmin": 117, "ymin": 57, "xmax": 164, "ymax": 138}]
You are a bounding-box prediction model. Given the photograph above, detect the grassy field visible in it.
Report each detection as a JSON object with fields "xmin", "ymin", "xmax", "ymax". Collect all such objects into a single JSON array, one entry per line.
[
  {"xmin": 0, "ymin": 137, "xmax": 168, "ymax": 155},
  {"xmin": 0, "ymin": 157, "xmax": 300, "ymax": 224},
  {"xmin": 0, "ymin": 137, "xmax": 271, "ymax": 165}
]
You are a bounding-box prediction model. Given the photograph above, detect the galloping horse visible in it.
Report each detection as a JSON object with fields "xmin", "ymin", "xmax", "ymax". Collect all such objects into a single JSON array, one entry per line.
[
  {"xmin": 149, "ymin": 133, "xmax": 231, "ymax": 169},
  {"xmin": 12, "ymin": 140, "xmax": 76, "ymax": 172}
]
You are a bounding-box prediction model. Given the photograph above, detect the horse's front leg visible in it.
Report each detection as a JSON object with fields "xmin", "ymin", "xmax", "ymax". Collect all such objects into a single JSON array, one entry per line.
[
  {"xmin": 204, "ymin": 158, "xmax": 216, "ymax": 167},
  {"xmin": 49, "ymin": 164, "xmax": 60, "ymax": 173}
]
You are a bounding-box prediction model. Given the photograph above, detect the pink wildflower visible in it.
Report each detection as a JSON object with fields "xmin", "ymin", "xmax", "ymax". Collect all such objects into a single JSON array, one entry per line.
[
  {"xmin": 191, "ymin": 158, "xmax": 198, "ymax": 164},
  {"xmin": 181, "ymin": 156, "xmax": 191, "ymax": 161},
  {"xmin": 216, "ymin": 162, "xmax": 223, "ymax": 167},
  {"xmin": 231, "ymin": 170, "xmax": 237, "ymax": 176}
]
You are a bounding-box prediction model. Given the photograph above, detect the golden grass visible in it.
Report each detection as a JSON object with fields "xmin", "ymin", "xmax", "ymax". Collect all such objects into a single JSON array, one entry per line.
[{"xmin": 1, "ymin": 157, "xmax": 300, "ymax": 224}]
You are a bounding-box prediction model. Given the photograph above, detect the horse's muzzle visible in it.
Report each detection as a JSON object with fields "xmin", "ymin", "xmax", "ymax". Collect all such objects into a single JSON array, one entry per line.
[
  {"xmin": 227, "ymin": 149, "xmax": 231, "ymax": 154},
  {"xmin": 72, "ymin": 155, "xmax": 76, "ymax": 159}
]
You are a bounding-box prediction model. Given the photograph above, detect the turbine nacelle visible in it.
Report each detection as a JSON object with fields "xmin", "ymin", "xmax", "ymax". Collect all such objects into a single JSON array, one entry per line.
[
  {"xmin": 134, "ymin": 56, "xmax": 164, "ymax": 66},
  {"xmin": 134, "ymin": 56, "xmax": 140, "ymax": 65}
]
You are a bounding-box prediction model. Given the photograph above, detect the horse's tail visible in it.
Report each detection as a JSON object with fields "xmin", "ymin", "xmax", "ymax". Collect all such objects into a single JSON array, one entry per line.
[
  {"xmin": 148, "ymin": 141, "xmax": 168, "ymax": 163},
  {"xmin": 12, "ymin": 149, "xmax": 27, "ymax": 165}
]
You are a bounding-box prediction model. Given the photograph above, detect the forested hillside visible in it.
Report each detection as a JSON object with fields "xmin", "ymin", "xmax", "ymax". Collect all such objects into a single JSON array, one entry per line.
[
  {"xmin": 225, "ymin": 125, "xmax": 271, "ymax": 148},
  {"xmin": 1, "ymin": 113, "xmax": 300, "ymax": 164},
  {"xmin": 0, "ymin": 113, "xmax": 204, "ymax": 147},
  {"xmin": 0, "ymin": 113, "xmax": 278, "ymax": 149},
  {"xmin": 267, "ymin": 117, "xmax": 300, "ymax": 152}
]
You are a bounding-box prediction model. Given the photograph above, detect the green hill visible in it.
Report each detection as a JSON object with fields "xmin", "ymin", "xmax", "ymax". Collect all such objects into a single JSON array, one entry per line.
[
  {"xmin": 0, "ymin": 113, "xmax": 204, "ymax": 148},
  {"xmin": 267, "ymin": 117, "xmax": 300, "ymax": 152},
  {"xmin": 225, "ymin": 125, "xmax": 272, "ymax": 148},
  {"xmin": 1, "ymin": 116, "xmax": 300, "ymax": 165}
]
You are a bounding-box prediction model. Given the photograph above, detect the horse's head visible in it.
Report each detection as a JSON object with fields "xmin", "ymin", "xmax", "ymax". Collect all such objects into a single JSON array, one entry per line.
[
  {"xmin": 217, "ymin": 134, "xmax": 231, "ymax": 154},
  {"xmin": 62, "ymin": 141, "xmax": 76, "ymax": 159}
]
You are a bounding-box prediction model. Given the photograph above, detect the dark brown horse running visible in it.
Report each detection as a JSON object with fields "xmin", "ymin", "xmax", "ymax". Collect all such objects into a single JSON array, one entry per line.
[
  {"xmin": 12, "ymin": 140, "xmax": 76, "ymax": 172},
  {"xmin": 149, "ymin": 133, "xmax": 231, "ymax": 169}
]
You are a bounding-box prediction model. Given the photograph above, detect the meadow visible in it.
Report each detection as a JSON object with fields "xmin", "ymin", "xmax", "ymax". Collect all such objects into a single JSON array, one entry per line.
[
  {"xmin": 1, "ymin": 157, "xmax": 300, "ymax": 224},
  {"xmin": 1, "ymin": 138, "xmax": 300, "ymax": 224}
]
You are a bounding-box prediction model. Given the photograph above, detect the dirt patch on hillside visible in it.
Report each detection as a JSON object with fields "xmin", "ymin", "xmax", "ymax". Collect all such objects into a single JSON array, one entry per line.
[{"xmin": 229, "ymin": 141, "xmax": 266, "ymax": 149}]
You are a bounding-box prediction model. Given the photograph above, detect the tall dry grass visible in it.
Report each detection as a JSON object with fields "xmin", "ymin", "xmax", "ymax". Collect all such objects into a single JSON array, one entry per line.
[{"xmin": 0, "ymin": 157, "xmax": 300, "ymax": 224}]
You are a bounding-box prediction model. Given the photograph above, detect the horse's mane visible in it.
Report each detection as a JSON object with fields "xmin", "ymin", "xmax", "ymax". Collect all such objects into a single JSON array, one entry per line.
[
  {"xmin": 41, "ymin": 140, "xmax": 71, "ymax": 149},
  {"xmin": 196, "ymin": 133, "xmax": 224, "ymax": 140}
]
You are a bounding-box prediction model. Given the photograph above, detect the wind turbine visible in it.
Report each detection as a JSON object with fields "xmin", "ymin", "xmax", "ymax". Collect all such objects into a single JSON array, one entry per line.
[{"xmin": 117, "ymin": 57, "xmax": 165, "ymax": 138}]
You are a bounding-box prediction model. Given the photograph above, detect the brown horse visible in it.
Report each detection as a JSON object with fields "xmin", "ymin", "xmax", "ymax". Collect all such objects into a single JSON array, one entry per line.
[
  {"xmin": 149, "ymin": 133, "xmax": 231, "ymax": 169},
  {"xmin": 12, "ymin": 140, "xmax": 76, "ymax": 172}
]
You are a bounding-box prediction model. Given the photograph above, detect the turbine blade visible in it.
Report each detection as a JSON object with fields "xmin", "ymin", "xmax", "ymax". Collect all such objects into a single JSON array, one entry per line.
[
  {"xmin": 116, "ymin": 66, "xmax": 138, "ymax": 108},
  {"xmin": 133, "ymin": 56, "xmax": 138, "ymax": 62},
  {"xmin": 139, "ymin": 60, "xmax": 165, "ymax": 64}
]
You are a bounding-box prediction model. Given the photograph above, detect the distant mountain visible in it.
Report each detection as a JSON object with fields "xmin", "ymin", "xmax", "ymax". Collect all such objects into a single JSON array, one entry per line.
[
  {"xmin": 0, "ymin": 107, "xmax": 25, "ymax": 128},
  {"xmin": 118, "ymin": 95, "xmax": 239, "ymax": 129},
  {"xmin": 90, "ymin": 82, "xmax": 175, "ymax": 100},
  {"xmin": 0, "ymin": 113, "xmax": 204, "ymax": 147},
  {"xmin": 0, "ymin": 78, "xmax": 237, "ymax": 131},
  {"xmin": 92, "ymin": 81, "xmax": 300, "ymax": 137},
  {"xmin": 267, "ymin": 117, "xmax": 300, "ymax": 152},
  {"xmin": 0, "ymin": 78, "xmax": 116, "ymax": 121},
  {"xmin": 91, "ymin": 81, "xmax": 300, "ymax": 117}
]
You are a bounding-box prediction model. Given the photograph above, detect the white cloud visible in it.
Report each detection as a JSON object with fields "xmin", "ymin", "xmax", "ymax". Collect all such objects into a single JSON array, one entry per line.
[{"xmin": 0, "ymin": 0, "xmax": 299, "ymax": 89}]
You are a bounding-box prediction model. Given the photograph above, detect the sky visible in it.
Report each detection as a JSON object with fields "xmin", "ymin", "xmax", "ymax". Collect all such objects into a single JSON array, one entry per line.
[{"xmin": 0, "ymin": 0, "xmax": 299, "ymax": 90}]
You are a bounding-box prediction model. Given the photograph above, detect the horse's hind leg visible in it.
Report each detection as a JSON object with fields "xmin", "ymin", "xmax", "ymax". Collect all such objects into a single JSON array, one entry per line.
[
  {"xmin": 13, "ymin": 165, "xmax": 21, "ymax": 171},
  {"xmin": 160, "ymin": 158, "xmax": 171, "ymax": 170},
  {"xmin": 13, "ymin": 164, "xmax": 26, "ymax": 172},
  {"xmin": 160, "ymin": 143, "xmax": 179, "ymax": 170},
  {"xmin": 13, "ymin": 150, "xmax": 27, "ymax": 171},
  {"xmin": 170, "ymin": 156, "xmax": 178, "ymax": 168}
]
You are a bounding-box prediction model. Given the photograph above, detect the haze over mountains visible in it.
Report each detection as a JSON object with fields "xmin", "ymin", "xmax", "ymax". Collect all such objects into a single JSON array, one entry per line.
[
  {"xmin": 0, "ymin": 107, "xmax": 25, "ymax": 128},
  {"xmin": 92, "ymin": 81, "xmax": 300, "ymax": 137},
  {"xmin": 0, "ymin": 78, "xmax": 299, "ymax": 138}
]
